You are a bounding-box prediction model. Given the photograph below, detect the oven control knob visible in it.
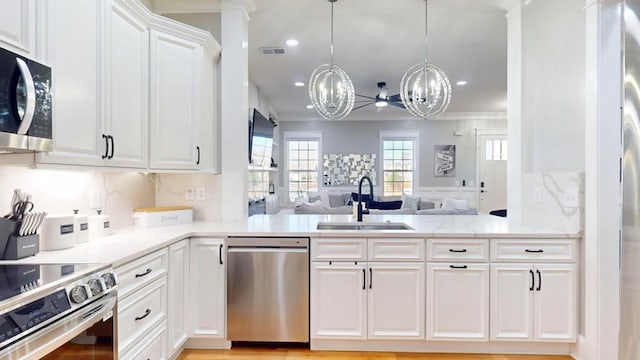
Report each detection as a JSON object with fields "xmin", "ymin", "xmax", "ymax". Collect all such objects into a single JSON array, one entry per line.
[
  {"xmin": 87, "ymin": 279, "xmax": 105, "ymax": 296},
  {"xmin": 69, "ymin": 285, "xmax": 89, "ymax": 304},
  {"xmin": 101, "ymin": 272, "xmax": 117, "ymax": 289}
]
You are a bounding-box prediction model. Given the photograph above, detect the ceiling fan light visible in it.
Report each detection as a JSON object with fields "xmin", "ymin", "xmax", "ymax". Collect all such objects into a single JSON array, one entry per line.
[{"xmin": 375, "ymin": 100, "xmax": 388, "ymax": 108}]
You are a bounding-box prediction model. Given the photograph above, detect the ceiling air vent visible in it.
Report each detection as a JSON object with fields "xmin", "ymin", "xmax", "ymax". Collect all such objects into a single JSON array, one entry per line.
[{"xmin": 259, "ymin": 47, "xmax": 287, "ymax": 55}]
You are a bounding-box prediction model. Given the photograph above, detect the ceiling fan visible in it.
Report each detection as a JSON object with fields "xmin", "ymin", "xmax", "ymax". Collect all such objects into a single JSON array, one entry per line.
[{"xmin": 354, "ymin": 82, "xmax": 406, "ymax": 111}]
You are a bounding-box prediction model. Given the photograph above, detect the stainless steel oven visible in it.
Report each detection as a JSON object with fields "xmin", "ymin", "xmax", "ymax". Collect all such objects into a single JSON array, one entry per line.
[{"xmin": 0, "ymin": 264, "xmax": 118, "ymax": 360}]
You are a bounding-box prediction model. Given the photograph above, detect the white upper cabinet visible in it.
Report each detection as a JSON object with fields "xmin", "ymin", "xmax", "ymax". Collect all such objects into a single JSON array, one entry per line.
[
  {"xmin": 0, "ymin": 0, "xmax": 35, "ymax": 57},
  {"xmin": 35, "ymin": 0, "xmax": 104, "ymax": 166},
  {"xmin": 197, "ymin": 45, "xmax": 219, "ymax": 173},
  {"xmin": 149, "ymin": 29, "xmax": 201, "ymax": 170},
  {"xmin": 102, "ymin": 0, "xmax": 149, "ymax": 168}
]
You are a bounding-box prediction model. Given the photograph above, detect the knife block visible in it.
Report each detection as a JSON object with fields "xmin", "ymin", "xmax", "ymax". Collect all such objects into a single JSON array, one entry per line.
[
  {"xmin": 3, "ymin": 234, "xmax": 39, "ymax": 260},
  {"xmin": 0, "ymin": 218, "xmax": 18, "ymax": 258}
]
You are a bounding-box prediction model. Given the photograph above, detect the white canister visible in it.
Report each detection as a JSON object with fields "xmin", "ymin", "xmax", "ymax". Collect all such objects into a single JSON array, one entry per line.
[
  {"xmin": 73, "ymin": 210, "xmax": 89, "ymax": 243},
  {"xmin": 40, "ymin": 215, "xmax": 76, "ymax": 251},
  {"xmin": 88, "ymin": 210, "xmax": 111, "ymax": 239}
]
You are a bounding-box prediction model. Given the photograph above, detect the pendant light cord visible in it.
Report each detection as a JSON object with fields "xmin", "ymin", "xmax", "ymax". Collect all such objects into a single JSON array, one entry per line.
[
  {"xmin": 330, "ymin": 1, "xmax": 335, "ymax": 67},
  {"xmin": 424, "ymin": 0, "xmax": 428, "ymax": 63}
]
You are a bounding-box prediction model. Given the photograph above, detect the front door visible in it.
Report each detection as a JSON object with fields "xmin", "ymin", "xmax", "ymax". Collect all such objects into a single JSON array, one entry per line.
[{"xmin": 477, "ymin": 132, "xmax": 507, "ymax": 214}]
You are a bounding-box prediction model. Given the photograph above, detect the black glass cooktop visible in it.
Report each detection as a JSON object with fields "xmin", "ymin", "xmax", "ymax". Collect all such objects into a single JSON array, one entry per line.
[{"xmin": 0, "ymin": 264, "xmax": 99, "ymax": 303}]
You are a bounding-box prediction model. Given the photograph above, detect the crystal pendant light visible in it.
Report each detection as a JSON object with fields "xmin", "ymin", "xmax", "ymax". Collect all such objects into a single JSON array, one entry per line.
[
  {"xmin": 308, "ymin": 0, "xmax": 355, "ymax": 121},
  {"xmin": 400, "ymin": 0, "xmax": 451, "ymax": 118}
]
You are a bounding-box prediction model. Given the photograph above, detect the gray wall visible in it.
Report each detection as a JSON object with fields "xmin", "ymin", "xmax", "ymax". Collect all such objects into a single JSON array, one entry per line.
[{"xmin": 278, "ymin": 117, "xmax": 507, "ymax": 188}]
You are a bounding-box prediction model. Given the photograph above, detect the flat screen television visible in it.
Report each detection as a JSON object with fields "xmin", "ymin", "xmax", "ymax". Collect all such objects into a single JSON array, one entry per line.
[{"xmin": 248, "ymin": 108, "xmax": 276, "ymax": 167}]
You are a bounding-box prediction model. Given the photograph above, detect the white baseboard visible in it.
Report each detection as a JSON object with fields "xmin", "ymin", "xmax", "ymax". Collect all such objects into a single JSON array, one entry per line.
[
  {"xmin": 184, "ymin": 338, "xmax": 231, "ymax": 349},
  {"xmin": 569, "ymin": 335, "xmax": 586, "ymax": 360},
  {"xmin": 310, "ymin": 339, "xmax": 572, "ymax": 355}
]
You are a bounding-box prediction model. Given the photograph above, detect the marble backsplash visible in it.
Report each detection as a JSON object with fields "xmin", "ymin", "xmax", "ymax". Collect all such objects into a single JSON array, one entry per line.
[
  {"xmin": 154, "ymin": 173, "xmax": 222, "ymax": 221},
  {"xmin": 0, "ymin": 167, "xmax": 155, "ymax": 230},
  {"xmin": 521, "ymin": 172, "xmax": 585, "ymax": 233}
]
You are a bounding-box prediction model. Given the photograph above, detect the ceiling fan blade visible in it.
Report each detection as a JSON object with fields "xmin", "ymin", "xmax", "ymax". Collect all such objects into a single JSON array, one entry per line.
[
  {"xmin": 387, "ymin": 101, "xmax": 406, "ymax": 109},
  {"xmin": 387, "ymin": 94, "xmax": 402, "ymax": 102},
  {"xmin": 355, "ymin": 94, "xmax": 377, "ymax": 100},
  {"xmin": 352, "ymin": 102, "xmax": 374, "ymax": 111}
]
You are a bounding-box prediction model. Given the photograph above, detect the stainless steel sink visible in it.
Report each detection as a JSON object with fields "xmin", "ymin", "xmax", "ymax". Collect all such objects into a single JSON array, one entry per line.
[{"xmin": 316, "ymin": 222, "xmax": 414, "ymax": 230}]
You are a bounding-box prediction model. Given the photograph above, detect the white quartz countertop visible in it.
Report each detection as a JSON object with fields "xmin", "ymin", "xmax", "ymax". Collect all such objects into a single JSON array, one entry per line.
[{"xmin": 4, "ymin": 214, "xmax": 580, "ymax": 267}]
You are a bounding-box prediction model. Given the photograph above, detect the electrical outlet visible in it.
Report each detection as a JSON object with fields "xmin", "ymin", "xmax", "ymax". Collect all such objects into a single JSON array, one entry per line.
[
  {"xmin": 185, "ymin": 186, "xmax": 194, "ymax": 201},
  {"xmin": 534, "ymin": 187, "xmax": 542, "ymax": 203},
  {"xmin": 90, "ymin": 191, "xmax": 101, "ymax": 209},
  {"xmin": 454, "ymin": 180, "xmax": 461, "ymax": 186},
  {"xmin": 562, "ymin": 188, "xmax": 579, "ymax": 208},
  {"xmin": 468, "ymin": 181, "xmax": 475, "ymax": 187},
  {"xmin": 196, "ymin": 186, "xmax": 205, "ymax": 201}
]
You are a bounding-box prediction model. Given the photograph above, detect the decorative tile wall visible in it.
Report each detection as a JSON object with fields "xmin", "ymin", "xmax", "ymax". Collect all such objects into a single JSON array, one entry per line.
[{"xmin": 323, "ymin": 153, "xmax": 376, "ymax": 186}]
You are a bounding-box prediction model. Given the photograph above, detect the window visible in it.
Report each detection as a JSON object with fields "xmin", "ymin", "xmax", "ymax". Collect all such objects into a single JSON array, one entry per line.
[
  {"xmin": 286, "ymin": 134, "xmax": 321, "ymax": 201},
  {"xmin": 486, "ymin": 140, "xmax": 508, "ymax": 161},
  {"xmin": 248, "ymin": 170, "xmax": 270, "ymax": 201},
  {"xmin": 381, "ymin": 134, "xmax": 418, "ymax": 196}
]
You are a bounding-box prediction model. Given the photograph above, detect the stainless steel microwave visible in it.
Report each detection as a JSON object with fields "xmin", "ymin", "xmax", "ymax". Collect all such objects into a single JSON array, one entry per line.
[{"xmin": 0, "ymin": 46, "xmax": 52, "ymax": 152}]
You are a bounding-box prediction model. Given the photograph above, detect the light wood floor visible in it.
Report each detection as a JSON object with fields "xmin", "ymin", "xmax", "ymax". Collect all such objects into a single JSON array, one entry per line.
[{"xmin": 177, "ymin": 348, "xmax": 574, "ymax": 360}]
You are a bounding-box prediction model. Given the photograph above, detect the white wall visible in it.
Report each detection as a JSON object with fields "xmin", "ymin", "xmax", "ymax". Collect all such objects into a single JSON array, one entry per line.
[
  {"xmin": 521, "ymin": 0, "xmax": 586, "ymax": 173},
  {"xmin": 0, "ymin": 167, "xmax": 155, "ymax": 230},
  {"xmin": 249, "ymin": 80, "xmax": 276, "ymax": 119}
]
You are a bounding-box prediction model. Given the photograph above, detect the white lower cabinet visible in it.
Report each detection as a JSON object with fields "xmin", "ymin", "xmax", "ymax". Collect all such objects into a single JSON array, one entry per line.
[
  {"xmin": 426, "ymin": 263, "xmax": 489, "ymax": 341},
  {"xmin": 120, "ymin": 320, "xmax": 167, "ymax": 360},
  {"xmin": 310, "ymin": 260, "xmax": 425, "ymax": 340},
  {"xmin": 490, "ymin": 263, "xmax": 576, "ymax": 342},
  {"xmin": 168, "ymin": 239, "xmax": 189, "ymax": 357},
  {"xmin": 368, "ymin": 262, "xmax": 425, "ymax": 339},
  {"xmin": 311, "ymin": 262, "xmax": 367, "ymax": 339},
  {"xmin": 190, "ymin": 238, "xmax": 226, "ymax": 338}
]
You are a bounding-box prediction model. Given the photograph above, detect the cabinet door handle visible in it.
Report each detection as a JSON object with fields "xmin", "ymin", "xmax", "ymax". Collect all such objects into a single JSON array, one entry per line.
[
  {"xmin": 449, "ymin": 249, "xmax": 467, "ymax": 253},
  {"xmin": 135, "ymin": 308, "xmax": 151, "ymax": 321},
  {"xmin": 101, "ymin": 134, "xmax": 109, "ymax": 159},
  {"xmin": 525, "ymin": 249, "xmax": 544, "ymax": 253},
  {"xmin": 219, "ymin": 244, "xmax": 224, "ymax": 265},
  {"xmin": 369, "ymin": 268, "xmax": 373, "ymax": 289},
  {"xmin": 536, "ymin": 269, "xmax": 542, "ymax": 291},
  {"xmin": 362, "ymin": 268, "xmax": 366, "ymax": 290},
  {"xmin": 108, "ymin": 135, "xmax": 114, "ymax": 159},
  {"xmin": 196, "ymin": 146, "xmax": 201, "ymax": 165},
  {"xmin": 529, "ymin": 269, "xmax": 534, "ymax": 291},
  {"xmin": 134, "ymin": 268, "xmax": 152, "ymax": 278},
  {"xmin": 449, "ymin": 265, "xmax": 468, "ymax": 269}
]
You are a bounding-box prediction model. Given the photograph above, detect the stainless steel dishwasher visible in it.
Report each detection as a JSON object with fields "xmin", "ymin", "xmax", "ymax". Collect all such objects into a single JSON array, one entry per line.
[{"xmin": 226, "ymin": 237, "xmax": 309, "ymax": 343}]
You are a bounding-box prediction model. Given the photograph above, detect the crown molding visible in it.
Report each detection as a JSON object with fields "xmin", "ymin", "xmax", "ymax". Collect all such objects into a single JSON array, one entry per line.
[{"xmin": 277, "ymin": 111, "xmax": 507, "ymax": 122}]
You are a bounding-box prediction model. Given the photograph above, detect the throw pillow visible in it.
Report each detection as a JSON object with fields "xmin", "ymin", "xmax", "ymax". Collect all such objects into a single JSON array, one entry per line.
[
  {"xmin": 401, "ymin": 194, "xmax": 421, "ymax": 211},
  {"xmin": 328, "ymin": 193, "xmax": 347, "ymax": 208},
  {"xmin": 368, "ymin": 200, "xmax": 403, "ymax": 210},
  {"xmin": 419, "ymin": 200, "xmax": 435, "ymax": 210},
  {"xmin": 441, "ymin": 197, "xmax": 469, "ymax": 210}
]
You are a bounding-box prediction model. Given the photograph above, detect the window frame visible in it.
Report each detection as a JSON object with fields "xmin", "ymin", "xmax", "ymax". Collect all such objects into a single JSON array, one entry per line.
[
  {"xmin": 284, "ymin": 131, "xmax": 323, "ymax": 202},
  {"xmin": 379, "ymin": 131, "xmax": 420, "ymax": 196}
]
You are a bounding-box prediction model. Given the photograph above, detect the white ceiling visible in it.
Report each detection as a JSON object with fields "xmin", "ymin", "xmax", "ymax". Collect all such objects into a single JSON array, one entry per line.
[{"xmin": 249, "ymin": 0, "xmax": 508, "ymax": 120}]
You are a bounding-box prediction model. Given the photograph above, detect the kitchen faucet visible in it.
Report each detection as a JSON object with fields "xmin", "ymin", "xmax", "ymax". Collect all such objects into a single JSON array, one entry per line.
[{"xmin": 357, "ymin": 175, "xmax": 374, "ymax": 222}]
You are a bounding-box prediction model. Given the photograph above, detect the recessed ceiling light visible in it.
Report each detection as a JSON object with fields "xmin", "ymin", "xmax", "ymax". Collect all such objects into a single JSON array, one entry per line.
[
  {"xmin": 286, "ymin": 39, "xmax": 299, "ymax": 47},
  {"xmin": 456, "ymin": 81, "xmax": 467, "ymax": 86},
  {"xmin": 294, "ymin": 82, "xmax": 305, "ymax": 87},
  {"xmin": 306, "ymin": 104, "xmax": 314, "ymax": 109}
]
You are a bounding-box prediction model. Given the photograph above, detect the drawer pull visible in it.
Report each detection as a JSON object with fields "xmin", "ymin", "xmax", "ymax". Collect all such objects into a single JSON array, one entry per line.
[
  {"xmin": 449, "ymin": 265, "xmax": 468, "ymax": 269},
  {"xmin": 525, "ymin": 249, "xmax": 544, "ymax": 253},
  {"xmin": 449, "ymin": 249, "xmax": 467, "ymax": 253},
  {"xmin": 134, "ymin": 268, "xmax": 152, "ymax": 278},
  {"xmin": 135, "ymin": 308, "xmax": 152, "ymax": 321}
]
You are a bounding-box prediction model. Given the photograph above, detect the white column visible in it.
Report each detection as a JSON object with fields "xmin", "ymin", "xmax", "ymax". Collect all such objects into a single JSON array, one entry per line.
[
  {"xmin": 505, "ymin": 2, "xmax": 523, "ymax": 221},
  {"xmin": 220, "ymin": 1, "xmax": 249, "ymax": 220},
  {"xmin": 582, "ymin": 2, "xmax": 622, "ymax": 360}
]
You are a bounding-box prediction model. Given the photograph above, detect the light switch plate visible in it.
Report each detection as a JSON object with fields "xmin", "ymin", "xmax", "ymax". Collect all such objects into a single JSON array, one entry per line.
[
  {"xmin": 90, "ymin": 191, "xmax": 101, "ymax": 209},
  {"xmin": 534, "ymin": 188, "xmax": 542, "ymax": 203},
  {"xmin": 196, "ymin": 186, "xmax": 205, "ymax": 201}
]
